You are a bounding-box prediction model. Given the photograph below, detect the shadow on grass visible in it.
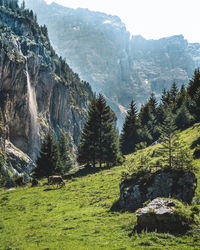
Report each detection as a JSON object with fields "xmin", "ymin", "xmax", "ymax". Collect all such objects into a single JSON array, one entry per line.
[
  {"xmin": 43, "ymin": 186, "xmax": 65, "ymax": 191},
  {"xmin": 191, "ymin": 137, "xmax": 200, "ymax": 149},
  {"xmin": 64, "ymin": 164, "xmax": 115, "ymax": 180},
  {"xmin": 43, "ymin": 188, "xmax": 56, "ymax": 191}
]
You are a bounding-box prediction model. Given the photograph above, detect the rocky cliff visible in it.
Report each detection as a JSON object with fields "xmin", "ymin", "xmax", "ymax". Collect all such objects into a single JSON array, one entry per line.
[
  {"xmin": 25, "ymin": 0, "xmax": 200, "ymax": 129},
  {"xmin": 0, "ymin": 4, "xmax": 93, "ymax": 174}
]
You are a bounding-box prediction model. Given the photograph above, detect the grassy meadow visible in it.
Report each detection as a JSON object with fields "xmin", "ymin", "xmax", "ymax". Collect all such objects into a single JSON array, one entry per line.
[{"xmin": 0, "ymin": 124, "xmax": 200, "ymax": 249}]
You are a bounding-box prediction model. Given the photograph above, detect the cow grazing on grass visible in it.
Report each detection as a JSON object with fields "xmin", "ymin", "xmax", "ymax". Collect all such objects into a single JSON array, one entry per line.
[{"xmin": 48, "ymin": 176, "xmax": 65, "ymax": 188}]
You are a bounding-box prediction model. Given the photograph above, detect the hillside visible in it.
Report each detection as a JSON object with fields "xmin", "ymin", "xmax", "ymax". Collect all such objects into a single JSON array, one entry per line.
[
  {"xmin": 25, "ymin": 0, "xmax": 200, "ymax": 129},
  {"xmin": 0, "ymin": 124, "xmax": 200, "ymax": 249},
  {"xmin": 0, "ymin": 2, "xmax": 93, "ymax": 175}
]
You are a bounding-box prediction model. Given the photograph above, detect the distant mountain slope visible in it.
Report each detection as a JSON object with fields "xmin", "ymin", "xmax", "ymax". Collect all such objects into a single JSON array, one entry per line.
[
  {"xmin": 0, "ymin": 2, "xmax": 93, "ymax": 174},
  {"xmin": 25, "ymin": 0, "xmax": 200, "ymax": 129}
]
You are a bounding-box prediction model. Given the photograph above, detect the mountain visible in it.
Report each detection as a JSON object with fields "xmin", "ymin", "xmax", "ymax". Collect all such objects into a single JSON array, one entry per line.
[
  {"xmin": 24, "ymin": 0, "xmax": 200, "ymax": 129},
  {"xmin": 0, "ymin": 2, "xmax": 93, "ymax": 176}
]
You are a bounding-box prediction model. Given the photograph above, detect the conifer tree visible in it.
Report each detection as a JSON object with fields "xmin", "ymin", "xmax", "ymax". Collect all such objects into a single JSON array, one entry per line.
[
  {"xmin": 159, "ymin": 110, "xmax": 179, "ymax": 168},
  {"xmin": 187, "ymin": 68, "xmax": 200, "ymax": 97},
  {"xmin": 58, "ymin": 128, "xmax": 72, "ymax": 173},
  {"xmin": 78, "ymin": 94, "xmax": 121, "ymax": 167},
  {"xmin": 176, "ymin": 84, "xmax": 187, "ymax": 108},
  {"xmin": 120, "ymin": 100, "xmax": 138, "ymax": 155},
  {"xmin": 77, "ymin": 97, "xmax": 98, "ymax": 167},
  {"xmin": 170, "ymin": 82, "xmax": 179, "ymax": 102},
  {"xmin": 148, "ymin": 92, "xmax": 158, "ymax": 114},
  {"xmin": 175, "ymin": 104, "xmax": 194, "ymax": 129},
  {"xmin": 34, "ymin": 130, "xmax": 61, "ymax": 178},
  {"xmin": 193, "ymin": 88, "xmax": 200, "ymax": 122}
]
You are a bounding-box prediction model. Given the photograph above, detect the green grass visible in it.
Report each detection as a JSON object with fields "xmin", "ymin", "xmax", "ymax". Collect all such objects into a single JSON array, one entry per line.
[{"xmin": 0, "ymin": 124, "xmax": 200, "ymax": 249}]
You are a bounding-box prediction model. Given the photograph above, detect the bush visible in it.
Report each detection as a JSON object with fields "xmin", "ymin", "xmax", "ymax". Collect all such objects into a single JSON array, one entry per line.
[
  {"xmin": 31, "ymin": 178, "xmax": 39, "ymax": 187},
  {"xmin": 193, "ymin": 145, "xmax": 200, "ymax": 159},
  {"xmin": 15, "ymin": 176, "xmax": 26, "ymax": 187}
]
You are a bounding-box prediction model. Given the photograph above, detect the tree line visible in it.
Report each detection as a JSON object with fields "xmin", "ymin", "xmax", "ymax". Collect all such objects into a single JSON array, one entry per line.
[{"xmin": 120, "ymin": 68, "xmax": 200, "ymax": 155}]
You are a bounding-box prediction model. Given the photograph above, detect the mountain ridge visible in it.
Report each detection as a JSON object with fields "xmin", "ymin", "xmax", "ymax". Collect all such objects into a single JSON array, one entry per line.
[{"xmin": 25, "ymin": 0, "xmax": 200, "ymax": 129}]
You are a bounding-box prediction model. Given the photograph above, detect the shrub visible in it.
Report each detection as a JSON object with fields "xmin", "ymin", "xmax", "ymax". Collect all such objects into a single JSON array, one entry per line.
[
  {"xmin": 193, "ymin": 145, "xmax": 200, "ymax": 159},
  {"xmin": 15, "ymin": 176, "xmax": 26, "ymax": 187},
  {"xmin": 31, "ymin": 178, "xmax": 39, "ymax": 187}
]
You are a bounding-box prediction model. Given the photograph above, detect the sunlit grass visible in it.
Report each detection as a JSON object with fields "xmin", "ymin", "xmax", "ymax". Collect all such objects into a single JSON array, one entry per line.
[{"xmin": 0, "ymin": 124, "xmax": 200, "ymax": 249}]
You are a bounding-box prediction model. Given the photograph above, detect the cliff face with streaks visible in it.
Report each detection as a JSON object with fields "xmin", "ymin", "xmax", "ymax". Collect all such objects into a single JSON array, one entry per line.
[
  {"xmin": 0, "ymin": 4, "xmax": 93, "ymax": 175},
  {"xmin": 25, "ymin": 0, "xmax": 200, "ymax": 129}
]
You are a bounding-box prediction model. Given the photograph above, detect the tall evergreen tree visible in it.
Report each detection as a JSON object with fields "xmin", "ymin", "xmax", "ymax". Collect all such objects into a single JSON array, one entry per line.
[
  {"xmin": 176, "ymin": 84, "xmax": 187, "ymax": 108},
  {"xmin": 34, "ymin": 130, "xmax": 61, "ymax": 178},
  {"xmin": 58, "ymin": 128, "xmax": 72, "ymax": 173},
  {"xmin": 77, "ymin": 97, "xmax": 98, "ymax": 167},
  {"xmin": 120, "ymin": 100, "xmax": 138, "ymax": 155},
  {"xmin": 193, "ymin": 87, "xmax": 200, "ymax": 122},
  {"xmin": 175, "ymin": 104, "xmax": 194, "ymax": 129},
  {"xmin": 148, "ymin": 92, "xmax": 158, "ymax": 114},
  {"xmin": 170, "ymin": 82, "xmax": 179, "ymax": 103},
  {"xmin": 187, "ymin": 68, "xmax": 200, "ymax": 97},
  {"xmin": 78, "ymin": 94, "xmax": 121, "ymax": 167},
  {"xmin": 159, "ymin": 110, "xmax": 179, "ymax": 168}
]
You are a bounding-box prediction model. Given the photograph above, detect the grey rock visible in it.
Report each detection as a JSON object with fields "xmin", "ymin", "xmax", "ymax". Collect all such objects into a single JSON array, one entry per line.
[
  {"xmin": 119, "ymin": 169, "xmax": 197, "ymax": 211},
  {"xmin": 136, "ymin": 198, "xmax": 189, "ymax": 233}
]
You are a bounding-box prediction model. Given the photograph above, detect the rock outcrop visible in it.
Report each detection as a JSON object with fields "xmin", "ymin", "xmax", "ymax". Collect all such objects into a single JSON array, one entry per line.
[
  {"xmin": 136, "ymin": 198, "xmax": 194, "ymax": 233},
  {"xmin": 0, "ymin": 4, "xmax": 93, "ymax": 173},
  {"xmin": 25, "ymin": 0, "xmax": 200, "ymax": 129},
  {"xmin": 5, "ymin": 140, "xmax": 34, "ymax": 180},
  {"xmin": 119, "ymin": 168, "xmax": 197, "ymax": 211}
]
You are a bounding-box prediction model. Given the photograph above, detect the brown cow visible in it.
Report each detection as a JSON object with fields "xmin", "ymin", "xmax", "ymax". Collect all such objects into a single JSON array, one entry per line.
[{"xmin": 48, "ymin": 176, "xmax": 65, "ymax": 188}]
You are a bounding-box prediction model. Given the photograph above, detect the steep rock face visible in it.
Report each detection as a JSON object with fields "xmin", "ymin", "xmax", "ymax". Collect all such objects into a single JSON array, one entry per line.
[
  {"xmin": 0, "ymin": 5, "xmax": 93, "ymax": 167},
  {"xmin": 25, "ymin": 0, "xmax": 200, "ymax": 129},
  {"xmin": 119, "ymin": 169, "xmax": 197, "ymax": 211},
  {"xmin": 130, "ymin": 35, "xmax": 196, "ymax": 94}
]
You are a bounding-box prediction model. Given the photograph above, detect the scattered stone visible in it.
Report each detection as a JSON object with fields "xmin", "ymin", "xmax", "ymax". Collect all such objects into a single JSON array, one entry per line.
[{"xmin": 136, "ymin": 198, "xmax": 192, "ymax": 233}]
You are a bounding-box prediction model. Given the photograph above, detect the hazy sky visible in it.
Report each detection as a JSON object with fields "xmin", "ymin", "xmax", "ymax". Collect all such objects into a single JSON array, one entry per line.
[{"xmin": 45, "ymin": 0, "xmax": 200, "ymax": 43}]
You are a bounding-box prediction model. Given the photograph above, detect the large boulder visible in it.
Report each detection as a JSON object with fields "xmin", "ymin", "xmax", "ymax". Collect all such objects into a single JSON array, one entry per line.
[
  {"xmin": 119, "ymin": 168, "xmax": 197, "ymax": 211},
  {"xmin": 136, "ymin": 198, "xmax": 195, "ymax": 233}
]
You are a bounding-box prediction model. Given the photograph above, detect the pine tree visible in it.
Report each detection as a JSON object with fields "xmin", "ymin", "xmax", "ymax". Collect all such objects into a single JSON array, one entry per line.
[
  {"xmin": 96, "ymin": 94, "xmax": 121, "ymax": 166},
  {"xmin": 161, "ymin": 88, "xmax": 171, "ymax": 106},
  {"xmin": 148, "ymin": 92, "xmax": 158, "ymax": 114},
  {"xmin": 58, "ymin": 128, "xmax": 72, "ymax": 173},
  {"xmin": 176, "ymin": 84, "xmax": 187, "ymax": 108},
  {"xmin": 120, "ymin": 100, "xmax": 138, "ymax": 155},
  {"xmin": 137, "ymin": 94, "xmax": 159, "ymax": 144},
  {"xmin": 187, "ymin": 68, "xmax": 200, "ymax": 97},
  {"xmin": 77, "ymin": 97, "xmax": 98, "ymax": 167},
  {"xmin": 170, "ymin": 82, "xmax": 179, "ymax": 103},
  {"xmin": 159, "ymin": 110, "xmax": 179, "ymax": 168},
  {"xmin": 78, "ymin": 94, "xmax": 121, "ymax": 167},
  {"xmin": 34, "ymin": 130, "xmax": 61, "ymax": 178},
  {"xmin": 175, "ymin": 104, "xmax": 194, "ymax": 129}
]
